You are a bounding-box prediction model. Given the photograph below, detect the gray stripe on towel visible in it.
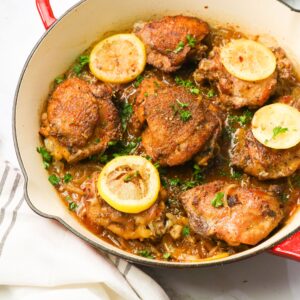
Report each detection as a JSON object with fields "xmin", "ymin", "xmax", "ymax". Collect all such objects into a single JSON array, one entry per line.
[
  {"xmin": 0, "ymin": 165, "xmax": 9, "ymax": 197},
  {"xmin": 0, "ymin": 174, "xmax": 21, "ymax": 225},
  {"xmin": 0, "ymin": 196, "xmax": 25, "ymax": 257}
]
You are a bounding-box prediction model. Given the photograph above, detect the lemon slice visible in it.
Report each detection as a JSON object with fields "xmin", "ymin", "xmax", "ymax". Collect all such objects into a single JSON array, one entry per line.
[
  {"xmin": 97, "ymin": 156, "xmax": 160, "ymax": 213},
  {"xmin": 89, "ymin": 34, "xmax": 146, "ymax": 83},
  {"xmin": 251, "ymin": 103, "xmax": 300, "ymax": 149},
  {"xmin": 220, "ymin": 39, "xmax": 276, "ymax": 81}
]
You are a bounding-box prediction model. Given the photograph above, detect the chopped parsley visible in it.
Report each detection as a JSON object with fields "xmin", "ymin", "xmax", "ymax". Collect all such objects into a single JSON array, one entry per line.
[
  {"xmin": 169, "ymin": 178, "xmax": 181, "ymax": 186},
  {"xmin": 207, "ymin": 89, "xmax": 215, "ymax": 98},
  {"xmin": 48, "ymin": 174, "xmax": 60, "ymax": 186},
  {"xmin": 133, "ymin": 75, "xmax": 144, "ymax": 88},
  {"xmin": 175, "ymin": 76, "xmax": 200, "ymax": 95},
  {"xmin": 123, "ymin": 171, "xmax": 139, "ymax": 182},
  {"xmin": 154, "ymin": 162, "xmax": 160, "ymax": 169},
  {"xmin": 73, "ymin": 55, "xmax": 90, "ymax": 74},
  {"xmin": 180, "ymin": 110, "xmax": 192, "ymax": 122},
  {"xmin": 120, "ymin": 102, "xmax": 133, "ymax": 131},
  {"xmin": 193, "ymin": 164, "xmax": 203, "ymax": 181},
  {"xmin": 181, "ymin": 180, "xmax": 198, "ymax": 190},
  {"xmin": 163, "ymin": 252, "xmax": 171, "ymax": 259},
  {"xmin": 63, "ymin": 173, "xmax": 73, "ymax": 183},
  {"xmin": 190, "ymin": 87, "xmax": 200, "ymax": 95},
  {"xmin": 230, "ymin": 169, "xmax": 242, "ymax": 180},
  {"xmin": 94, "ymin": 138, "xmax": 101, "ymax": 144},
  {"xmin": 176, "ymin": 99, "xmax": 189, "ymax": 108},
  {"xmin": 174, "ymin": 41, "xmax": 185, "ymax": 53},
  {"xmin": 182, "ymin": 226, "xmax": 190, "ymax": 237},
  {"xmin": 186, "ymin": 34, "xmax": 196, "ymax": 47},
  {"xmin": 37, "ymin": 147, "xmax": 52, "ymax": 169},
  {"xmin": 98, "ymin": 154, "xmax": 109, "ymax": 164},
  {"xmin": 54, "ymin": 75, "xmax": 65, "ymax": 84},
  {"xmin": 108, "ymin": 141, "xmax": 118, "ymax": 147},
  {"xmin": 272, "ymin": 126, "xmax": 288, "ymax": 139},
  {"xmin": 68, "ymin": 201, "xmax": 78, "ymax": 211},
  {"xmin": 138, "ymin": 250, "xmax": 154, "ymax": 259},
  {"xmin": 211, "ymin": 192, "xmax": 224, "ymax": 208},
  {"xmin": 228, "ymin": 110, "xmax": 253, "ymax": 126}
]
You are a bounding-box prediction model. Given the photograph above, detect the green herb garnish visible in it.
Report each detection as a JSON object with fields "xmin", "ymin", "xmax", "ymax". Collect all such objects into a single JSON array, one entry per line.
[
  {"xmin": 230, "ymin": 169, "xmax": 242, "ymax": 180},
  {"xmin": 48, "ymin": 174, "xmax": 60, "ymax": 186},
  {"xmin": 133, "ymin": 75, "xmax": 144, "ymax": 88},
  {"xmin": 193, "ymin": 164, "xmax": 203, "ymax": 182},
  {"xmin": 163, "ymin": 252, "xmax": 171, "ymax": 260},
  {"xmin": 272, "ymin": 126, "xmax": 288, "ymax": 139},
  {"xmin": 63, "ymin": 173, "xmax": 73, "ymax": 183},
  {"xmin": 186, "ymin": 34, "xmax": 196, "ymax": 47},
  {"xmin": 211, "ymin": 192, "xmax": 224, "ymax": 208},
  {"xmin": 169, "ymin": 178, "xmax": 182, "ymax": 186},
  {"xmin": 54, "ymin": 75, "xmax": 65, "ymax": 84},
  {"xmin": 37, "ymin": 147, "xmax": 52, "ymax": 169},
  {"xmin": 174, "ymin": 76, "xmax": 201, "ymax": 95},
  {"xmin": 182, "ymin": 226, "xmax": 190, "ymax": 237},
  {"xmin": 73, "ymin": 55, "xmax": 90, "ymax": 74},
  {"xmin": 180, "ymin": 110, "xmax": 192, "ymax": 122},
  {"xmin": 176, "ymin": 99, "xmax": 189, "ymax": 108},
  {"xmin": 120, "ymin": 102, "xmax": 133, "ymax": 131},
  {"xmin": 154, "ymin": 162, "xmax": 160, "ymax": 169},
  {"xmin": 94, "ymin": 138, "xmax": 101, "ymax": 144},
  {"xmin": 108, "ymin": 141, "xmax": 118, "ymax": 147},
  {"xmin": 138, "ymin": 250, "xmax": 154, "ymax": 259},
  {"xmin": 174, "ymin": 41, "xmax": 185, "ymax": 53},
  {"xmin": 207, "ymin": 89, "xmax": 215, "ymax": 98},
  {"xmin": 123, "ymin": 171, "xmax": 139, "ymax": 182},
  {"xmin": 68, "ymin": 202, "xmax": 78, "ymax": 211},
  {"xmin": 228, "ymin": 110, "xmax": 253, "ymax": 126},
  {"xmin": 182, "ymin": 180, "xmax": 198, "ymax": 190}
]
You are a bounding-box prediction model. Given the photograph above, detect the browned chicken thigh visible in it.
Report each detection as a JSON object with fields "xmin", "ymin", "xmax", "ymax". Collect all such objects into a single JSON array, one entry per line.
[
  {"xmin": 230, "ymin": 127, "xmax": 300, "ymax": 180},
  {"xmin": 194, "ymin": 46, "xmax": 277, "ymax": 109},
  {"xmin": 39, "ymin": 78, "xmax": 121, "ymax": 163},
  {"xmin": 180, "ymin": 181, "xmax": 283, "ymax": 246},
  {"xmin": 129, "ymin": 77, "xmax": 221, "ymax": 166},
  {"xmin": 79, "ymin": 173, "xmax": 166, "ymax": 240},
  {"xmin": 134, "ymin": 15, "xmax": 209, "ymax": 72}
]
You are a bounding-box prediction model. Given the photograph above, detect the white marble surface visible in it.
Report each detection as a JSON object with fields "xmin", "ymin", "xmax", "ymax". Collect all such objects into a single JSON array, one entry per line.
[{"xmin": 0, "ymin": 0, "xmax": 299, "ymax": 299}]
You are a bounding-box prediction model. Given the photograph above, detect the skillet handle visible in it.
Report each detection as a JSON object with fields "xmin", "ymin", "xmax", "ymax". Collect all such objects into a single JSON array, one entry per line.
[
  {"xmin": 271, "ymin": 231, "xmax": 300, "ymax": 261},
  {"xmin": 35, "ymin": 0, "xmax": 57, "ymax": 30},
  {"xmin": 277, "ymin": 0, "xmax": 300, "ymax": 12}
]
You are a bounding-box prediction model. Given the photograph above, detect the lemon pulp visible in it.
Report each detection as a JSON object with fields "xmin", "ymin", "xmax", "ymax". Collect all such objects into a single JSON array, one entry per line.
[
  {"xmin": 251, "ymin": 103, "xmax": 300, "ymax": 149},
  {"xmin": 220, "ymin": 39, "xmax": 276, "ymax": 82},
  {"xmin": 97, "ymin": 156, "xmax": 160, "ymax": 213},
  {"xmin": 89, "ymin": 34, "xmax": 146, "ymax": 83}
]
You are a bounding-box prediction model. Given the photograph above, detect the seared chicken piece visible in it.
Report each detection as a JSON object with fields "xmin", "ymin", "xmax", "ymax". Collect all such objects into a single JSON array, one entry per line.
[
  {"xmin": 80, "ymin": 173, "xmax": 166, "ymax": 240},
  {"xmin": 194, "ymin": 47, "xmax": 277, "ymax": 109},
  {"xmin": 180, "ymin": 181, "xmax": 283, "ymax": 246},
  {"xmin": 134, "ymin": 15, "xmax": 209, "ymax": 72},
  {"xmin": 230, "ymin": 128, "xmax": 300, "ymax": 180},
  {"xmin": 130, "ymin": 77, "xmax": 221, "ymax": 166},
  {"xmin": 39, "ymin": 78, "xmax": 121, "ymax": 163}
]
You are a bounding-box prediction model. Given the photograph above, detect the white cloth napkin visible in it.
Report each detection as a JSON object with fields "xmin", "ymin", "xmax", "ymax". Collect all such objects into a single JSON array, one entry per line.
[{"xmin": 0, "ymin": 161, "xmax": 169, "ymax": 300}]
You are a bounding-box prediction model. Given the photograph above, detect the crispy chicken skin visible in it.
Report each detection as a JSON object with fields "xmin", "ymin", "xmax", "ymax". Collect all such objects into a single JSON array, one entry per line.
[
  {"xmin": 230, "ymin": 127, "xmax": 300, "ymax": 180},
  {"xmin": 80, "ymin": 173, "xmax": 166, "ymax": 240},
  {"xmin": 130, "ymin": 77, "xmax": 221, "ymax": 166},
  {"xmin": 134, "ymin": 15, "xmax": 209, "ymax": 72},
  {"xmin": 39, "ymin": 78, "xmax": 121, "ymax": 163},
  {"xmin": 180, "ymin": 181, "xmax": 283, "ymax": 246},
  {"xmin": 194, "ymin": 46, "xmax": 277, "ymax": 109}
]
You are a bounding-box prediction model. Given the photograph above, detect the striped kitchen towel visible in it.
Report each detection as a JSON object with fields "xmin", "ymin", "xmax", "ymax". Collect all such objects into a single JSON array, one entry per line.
[{"xmin": 0, "ymin": 161, "xmax": 169, "ymax": 300}]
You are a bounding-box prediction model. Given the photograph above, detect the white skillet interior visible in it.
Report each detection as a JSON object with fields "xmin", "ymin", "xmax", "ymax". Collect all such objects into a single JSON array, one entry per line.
[{"xmin": 14, "ymin": 0, "xmax": 300, "ymax": 266}]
